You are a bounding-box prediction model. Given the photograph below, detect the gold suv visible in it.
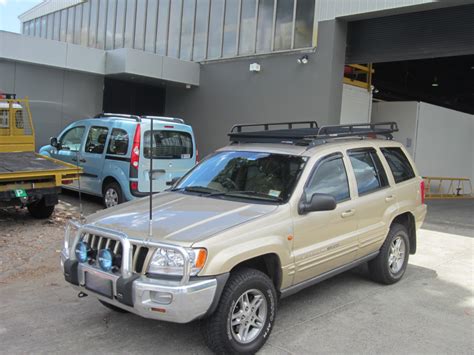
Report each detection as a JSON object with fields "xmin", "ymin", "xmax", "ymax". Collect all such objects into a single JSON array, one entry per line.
[{"xmin": 61, "ymin": 122, "xmax": 427, "ymax": 354}]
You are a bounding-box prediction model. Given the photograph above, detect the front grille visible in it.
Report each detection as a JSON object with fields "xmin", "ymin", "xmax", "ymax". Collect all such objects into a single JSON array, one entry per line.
[{"xmin": 81, "ymin": 233, "xmax": 153, "ymax": 274}]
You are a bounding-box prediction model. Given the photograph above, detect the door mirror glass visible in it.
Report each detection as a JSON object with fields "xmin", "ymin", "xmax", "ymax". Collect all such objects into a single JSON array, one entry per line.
[
  {"xmin": 299, "ymin": 193, "xmax": 337, "ymax": 214},
  {"xmin": 50, "ymin": 137, "xmax": 60, "ymax": 149}
]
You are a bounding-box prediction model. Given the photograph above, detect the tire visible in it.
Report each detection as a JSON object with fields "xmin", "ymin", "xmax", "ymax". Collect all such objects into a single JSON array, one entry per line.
[
  {"xmin": 202, "ymin": 268, "xmax": 277, "ymax": 354},
  {"xmin": 98, "ymin": 299, "xmax": 129, "ymax": 313},
  {"xmin": 368, "ymin": 223, "xmax": 410, "ymax": 285},
  {"xmin": 103, "ymin": 181, "xmax": 123, "ymax": 208},
  {"xmin": 27, "ymin": 198, "xmax": 55, "ymax": 219}
]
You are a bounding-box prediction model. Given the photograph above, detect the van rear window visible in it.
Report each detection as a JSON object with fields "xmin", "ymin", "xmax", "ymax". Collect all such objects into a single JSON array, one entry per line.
[{"xmin": 143, "ymin": 130, "xmax": 193, "ymax": 159}]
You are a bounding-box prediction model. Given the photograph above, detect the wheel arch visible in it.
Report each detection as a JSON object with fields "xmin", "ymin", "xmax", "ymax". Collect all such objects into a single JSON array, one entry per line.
[{"xmin": 390, "ymin": 211, "xmax": 417, "ymax": 254}]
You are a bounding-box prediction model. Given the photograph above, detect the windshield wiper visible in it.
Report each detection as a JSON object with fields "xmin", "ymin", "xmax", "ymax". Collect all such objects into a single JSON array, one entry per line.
[
  {"xmin": 172, "ymin": 186, "xmax": 223, "ymax": 195},
  {"xmin": 213, "ymin": 190, "xmax": 283, "ymax": 202}
]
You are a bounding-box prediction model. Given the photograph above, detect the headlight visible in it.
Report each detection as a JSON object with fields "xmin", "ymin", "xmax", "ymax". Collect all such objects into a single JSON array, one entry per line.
[{"xmin": 148, "ymin": 247, "xmax": 207, "ymax": 276}]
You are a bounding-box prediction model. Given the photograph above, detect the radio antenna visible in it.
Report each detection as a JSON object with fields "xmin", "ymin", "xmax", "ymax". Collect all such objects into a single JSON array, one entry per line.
[
  {"xmin": 148, "ymin": 117, "xmax": 154, "ymax": 238},
  {"xmin": 75, "ymin": 150, "xmax": 84, "ymax": 222}
]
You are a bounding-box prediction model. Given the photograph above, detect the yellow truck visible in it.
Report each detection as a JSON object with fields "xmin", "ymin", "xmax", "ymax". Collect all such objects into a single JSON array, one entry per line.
[{"xmin": 0, "ymin": 94, "xmax": 81, "ymax": 218}]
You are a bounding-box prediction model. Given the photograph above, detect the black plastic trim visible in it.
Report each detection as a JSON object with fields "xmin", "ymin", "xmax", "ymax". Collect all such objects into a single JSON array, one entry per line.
[
  {"xmin": 105, "ymin": 155, "xmax": 131, "ymax": 162},
  {"xmin": 116, "ymin": 274, "xmax": 140, "ymax": 306},
  {"xmin": 63, "ymin": 259, "xmax": 79, "ymax": 285}
]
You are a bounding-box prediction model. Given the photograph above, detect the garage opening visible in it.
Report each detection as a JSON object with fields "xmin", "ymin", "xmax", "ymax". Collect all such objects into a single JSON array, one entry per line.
[{"xmin": 102, "ymin": 78, "xmax": 166, "ymax": 116}]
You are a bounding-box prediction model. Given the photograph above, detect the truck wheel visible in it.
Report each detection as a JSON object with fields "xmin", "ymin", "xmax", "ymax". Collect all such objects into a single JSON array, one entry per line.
[
  {"xmin": 202, "ymin": 268, "xmax": 277, "ymax": 354},
  {"xmin": 27, "ymin": 198, "xmax": 55, "ymax": 219},
  {"xmin": 98, "ymin": 299, "xmax": 128, "ymax": 313},
  {"xmin": 103, "ymin": 181, "xmax": 123, "ymax": 208},
  {"xmin": 368, "ymin": 223, "xmax": 410, "ymax": 285}
]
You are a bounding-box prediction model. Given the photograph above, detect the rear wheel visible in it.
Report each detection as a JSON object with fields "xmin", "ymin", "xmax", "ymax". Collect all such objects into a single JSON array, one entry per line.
[
  {"xmin": 98, "ymin": 299, "xmax": 128, "ymax": 313},
  {"xmin": 368, "ymin": 223, "xmax": 410, "ymax": 284},
  {"xmin": 27, "ymin": 198, "xmax": 55, "ymax": 219},
  {"xmin": 103, "ymin": 181, "xmax": 123, "ymax": 208},
  {"xmin": 202, "ymin": 268, "xmax": 277, "ymax": 354}
]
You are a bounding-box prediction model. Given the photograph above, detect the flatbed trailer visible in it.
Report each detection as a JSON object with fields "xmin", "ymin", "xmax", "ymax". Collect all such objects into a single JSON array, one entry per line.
[{"xmin": 0, "ymin": 94, "xmax": 81, "ymax": 218}]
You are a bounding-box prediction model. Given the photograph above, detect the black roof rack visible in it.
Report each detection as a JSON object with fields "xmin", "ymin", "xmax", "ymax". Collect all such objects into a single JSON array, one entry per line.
[
  {"xmin": 228, "ymin": 122, "xmax": 398, "ymax": 146},
  {"xmin": 94, "ymin": 112, "xmax": 141, "ymax": 121}
]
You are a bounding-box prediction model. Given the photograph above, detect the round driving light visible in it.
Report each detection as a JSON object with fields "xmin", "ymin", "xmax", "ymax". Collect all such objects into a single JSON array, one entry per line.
[
  {"xmin": 75, "ymin": 242, "xmax": 88, "ymax": 263},
  {"xmin": 98, "ymin": 249, "xmax": 113, "ymax": 271}
]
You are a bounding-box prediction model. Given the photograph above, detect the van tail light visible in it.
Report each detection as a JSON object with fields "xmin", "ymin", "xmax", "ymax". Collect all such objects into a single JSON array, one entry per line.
[
  {"xmin": 196, "ymin": 148, "xmax": 200, "ymax": 164},
  {"xmin": 130, "ymin": 181, "xmax": 138, "ymax": 191},
  {"xmin": 420, "ymin": 180, "xmax": 425, "ymax": 204},
  {"xmin": 130, "ymin": 124, "xmax": 141, "ymax": 178}
]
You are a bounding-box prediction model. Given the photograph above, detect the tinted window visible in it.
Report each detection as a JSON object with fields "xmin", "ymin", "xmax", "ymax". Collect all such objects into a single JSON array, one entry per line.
[
  {"xmin": 61, "ymin": 126, "xmax": 85, "ymax": 152},
  {"xmin": 144, "ymin": 131, "xmax": 193, "ymax": 159},
  {"xmin": 381, "ymin": 148, "xmax": 416, "ymax": 183},
  {"xmin": 107, "ymin": 128, "xmax": 129, "ymax": 155},
  {"xmin": 349, "ymin": 149, "xmax": 388, "ymax": 195},
  {"xmin": 85, "ymin": 126, "xmax": 109, "ymax": 154},
  {"xmin": 306, "ymin": 155, "xmax": 350, "ymax": 203}
]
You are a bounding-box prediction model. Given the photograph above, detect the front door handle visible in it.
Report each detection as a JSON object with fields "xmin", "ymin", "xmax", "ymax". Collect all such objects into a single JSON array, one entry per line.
[
  {"xmin": 341, "ymin": 209, "xmax": 355, "ymax": 218},
  {"xmin": 71, "ymin": 157, "xmax": 77, "ymax": 162},
  {"xmin": 385, "ymin": 195, "xmax": 395, "ymax": 202},
  {"xmin": 79, "ymin": 158, "xmax": 86, "ymax": 163}
]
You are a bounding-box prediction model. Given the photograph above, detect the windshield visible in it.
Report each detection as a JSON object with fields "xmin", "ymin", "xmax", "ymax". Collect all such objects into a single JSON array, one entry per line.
[{"xmin": 175, "ymin": 151, "xmax": 307, "ymax": 203}]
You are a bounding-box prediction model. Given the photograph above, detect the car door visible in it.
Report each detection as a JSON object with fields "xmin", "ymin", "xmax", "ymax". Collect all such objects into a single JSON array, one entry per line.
[
  {"xmin": 292, "ymin": 153, "xmax": 359, "ymax": 285},
  {"xmin": 80, "ymin": 125, "xmax": 110, "ymax": 195},
  {"xmin": 346, "ymin": 148, "xmax": 398, "ymax": 258}
]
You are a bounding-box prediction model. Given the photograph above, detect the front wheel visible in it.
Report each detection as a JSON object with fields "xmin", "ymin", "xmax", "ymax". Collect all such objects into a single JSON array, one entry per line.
[
  {"xmin": 368, "ymin": 223, "xmax": 410, "ymax": 285},
  {"xmin": 202, "ymin": 268, "xmax": 277, "ymax": 354}
]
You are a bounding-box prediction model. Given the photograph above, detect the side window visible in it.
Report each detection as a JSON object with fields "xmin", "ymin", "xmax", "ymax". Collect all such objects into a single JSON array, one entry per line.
[
  {"xmin": 381, "ymin": 147, "xmax": 416, "ymax": 183},
  {"xmin": 60, "ymin": 126, "xmax": 85, "ymax": 152},
  {"xmin": 85, "ymin": 126, "xmax": 109, "ymax": 154},
  {"xmin": 306, "ymin": 154, "xmax": 350, "ymax": 203},
  {"xmin": 107, "ymin": 128, "xmax": 129, "ymax": 155},
  {"xmin": 349, "ymin": 149, "xmax": 388, "ymax": 195}
]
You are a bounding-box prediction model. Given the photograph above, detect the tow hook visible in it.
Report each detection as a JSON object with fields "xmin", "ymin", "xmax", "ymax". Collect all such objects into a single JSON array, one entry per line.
[{"xmin": 78, "ymin": 291, "xmax": 88, "ymax": 298}]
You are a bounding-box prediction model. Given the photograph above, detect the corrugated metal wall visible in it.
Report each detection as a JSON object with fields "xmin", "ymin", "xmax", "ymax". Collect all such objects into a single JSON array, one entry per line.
[
  {"xmin": 314, "ymin": 0, "xmax": 435, "ymax": 21},
  {"xmin": 346, "ymin": 4, "xmax": 474, "ymax": 63}
]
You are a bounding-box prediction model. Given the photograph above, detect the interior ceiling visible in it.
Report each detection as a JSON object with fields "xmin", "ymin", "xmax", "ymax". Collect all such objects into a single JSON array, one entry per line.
[{"xmin": 372, "ymin": 55, "xmax": 474, "ymax": 114}]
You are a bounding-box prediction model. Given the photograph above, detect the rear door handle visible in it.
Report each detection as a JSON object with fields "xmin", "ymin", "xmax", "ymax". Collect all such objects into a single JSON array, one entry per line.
[
  {"xmin": 385, "ymin": 195, "xmax": 395, "ymax": 202},
  {"xmin": 341, "ymin": 209, "xmax": 355, "ymax": 218}
]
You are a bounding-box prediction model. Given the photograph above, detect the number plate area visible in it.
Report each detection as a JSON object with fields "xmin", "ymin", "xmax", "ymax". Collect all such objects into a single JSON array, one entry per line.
[{"xmin": 84, "ymin": 271, "xmax": 113, "ymax": 299}]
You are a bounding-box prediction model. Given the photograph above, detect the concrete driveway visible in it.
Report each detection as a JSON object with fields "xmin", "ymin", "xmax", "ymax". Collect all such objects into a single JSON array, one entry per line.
[{"xmin": 0, "ymin": 197, "xmax": 472, "ymax": 354}]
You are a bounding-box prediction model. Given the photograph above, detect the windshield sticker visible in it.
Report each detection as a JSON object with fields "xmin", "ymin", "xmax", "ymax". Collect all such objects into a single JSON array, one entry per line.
[
  {"xmin": 268, "ymin": 190, "xmax": 281, "ymax": 198},
  {"xmin": 181, "ymin": 154, "xmax": 191, "ymax": 159}
]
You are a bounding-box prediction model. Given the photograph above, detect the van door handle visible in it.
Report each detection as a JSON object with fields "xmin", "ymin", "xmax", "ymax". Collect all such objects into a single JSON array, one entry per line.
[
  {"xmin": 385, "ymin": 195, "xmax": 395, "ymax": 202},
  {"xmin": 71, "ymin": 157, "xmax": 77, "ymax": 162},
  {"xmin": 341, "ymin": 209, "xmax": 355, "ymax": 218},
  {"xmin": 79, "ymin": 158, "xmax": 86, "ymax": 163}
]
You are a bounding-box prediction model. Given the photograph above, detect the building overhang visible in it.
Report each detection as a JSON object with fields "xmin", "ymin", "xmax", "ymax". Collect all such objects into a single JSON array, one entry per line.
[{"xmin": 0, "ymin": 31, "xmax": 200, "ymax": 86}]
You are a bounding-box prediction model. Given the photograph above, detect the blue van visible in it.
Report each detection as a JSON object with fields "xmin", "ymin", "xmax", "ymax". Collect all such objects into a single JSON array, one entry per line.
[{"xmin": 39, "ymin": 114, "xmax": 197, "ymax": 207}]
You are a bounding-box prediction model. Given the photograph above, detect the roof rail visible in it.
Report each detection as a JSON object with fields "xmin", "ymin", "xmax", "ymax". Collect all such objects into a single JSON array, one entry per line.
[
  {"xmin": 228, "ymin": 121, "xmax": 398, "ymax": 145},
  {"xmin": 94, "ymin": 113, "xmax": 141, "ymax": 121},
  {"xmin": 141, "ymin": 116, "xmax": 185, "ymax": 124}
]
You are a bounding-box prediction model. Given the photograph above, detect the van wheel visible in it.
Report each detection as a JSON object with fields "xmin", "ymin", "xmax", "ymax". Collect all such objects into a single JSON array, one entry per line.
[
  {"xmin": 202, "ymin": 268, "xmax": 277, "ymax": 354},
  {"xmin": 103, "ymin": 182, "xmax": 123, "ymax": 208},
  {"xmin": 98, "ymin": 300, "xmax": 128, "ymax": 313},
  {"xmin": 27, "ymin": 198, "xmax": 55, "ymax": 219},
  {"xmin": 368, "ymin": 223, "xmax": 410, "ymax": 285}
]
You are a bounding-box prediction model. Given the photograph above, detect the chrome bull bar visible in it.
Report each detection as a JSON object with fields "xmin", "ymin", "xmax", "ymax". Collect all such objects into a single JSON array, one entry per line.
[{"xmin": 65, "ymin": 220, "xmax": 192, "ymax": 285}]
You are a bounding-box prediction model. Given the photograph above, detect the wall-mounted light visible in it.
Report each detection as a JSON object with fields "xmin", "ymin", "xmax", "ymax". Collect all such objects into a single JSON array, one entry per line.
[
  {"xmin": 249, "ymin": 63, "xmax": 261, "ymax": 73},
  {"xmin": 431, "ymin": 76, "xmax": 439, "ymax": 87},
  {"xmin": 297, "ymin": 55, "xmax": 309, "ymax": 65}
]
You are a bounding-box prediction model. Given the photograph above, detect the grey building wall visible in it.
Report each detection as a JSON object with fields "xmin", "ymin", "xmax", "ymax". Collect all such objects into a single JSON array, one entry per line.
[
  {"xmin": 0, "ymin": 60, "xmax": 103, "ymax": 149},
  {"xmin": 165, "ymin": 20, "xmax": 347, "ymax": 156}
]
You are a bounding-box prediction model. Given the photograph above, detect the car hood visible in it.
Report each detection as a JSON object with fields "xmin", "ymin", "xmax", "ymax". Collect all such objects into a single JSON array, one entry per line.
[{"xmin": 86, "ymin": 192, "xmax": 278, "ymax": 244}]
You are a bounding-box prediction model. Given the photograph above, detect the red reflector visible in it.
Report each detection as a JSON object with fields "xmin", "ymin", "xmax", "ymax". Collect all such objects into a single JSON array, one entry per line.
[
  {"xmin": 420, "ymin": 180, "xmax": 425, "ymax": 204},
  {"xmin": 151, "ymin": 307, "xmax": 166, "ymax": 313},
  {"xmin": 164, "ymin": 125, "xmax": 174, "ymax": 129},
  {"xmin": 62, "ymin": 180, "xmax": 73, "ymax": 185},
  {"xmin": 130, "ymin": 181, "xmax": 138, "ymax": 191}
]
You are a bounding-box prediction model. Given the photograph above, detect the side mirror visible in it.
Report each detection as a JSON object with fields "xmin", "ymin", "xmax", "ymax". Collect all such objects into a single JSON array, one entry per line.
[
  {"xmin": 50, "ymin": 137, "xmax": 60, "ymax": 149},
  {"xmin": 299, "ymin": 193, "xmax": 337, "ymax": 214}
]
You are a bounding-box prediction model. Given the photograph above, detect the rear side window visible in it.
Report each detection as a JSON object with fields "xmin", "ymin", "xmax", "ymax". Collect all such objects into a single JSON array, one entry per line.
[
  {"xmin": 381, "ymin": 148, "xmax": 416, "ymax": 183},
  {"xmin": 143, "ymin": 130, "xmax": 193, "ymax": 159},
  {"xmin": 85, "ymin": 126, "xmax": 109, "ymax": 154},
  {"xmin": 306, "ymin": 154, "xmax": 350, "ymax": 202},
  {"xmin": 107, "ymin": 128, "xmax": 129, "ymax": 155},
  {"xmin": 349, "ymin": 149, "xmax": 388, "ymax": 195}
]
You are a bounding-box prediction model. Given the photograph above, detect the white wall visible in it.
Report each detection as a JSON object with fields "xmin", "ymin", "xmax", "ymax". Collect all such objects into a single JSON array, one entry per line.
[
  {"xmin": 340, "ymin": 84, "xmax": 372, "ymax": 125},
  {"xmin": 371, "ymin": 101, "xmax": 474, "ymax": 185}
]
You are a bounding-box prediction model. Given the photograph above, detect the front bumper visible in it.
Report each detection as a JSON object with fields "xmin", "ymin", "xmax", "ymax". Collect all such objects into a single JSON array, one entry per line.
[{"xmin": 61, "ymin": 251, "xmax": 220, "ymax": 323}]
